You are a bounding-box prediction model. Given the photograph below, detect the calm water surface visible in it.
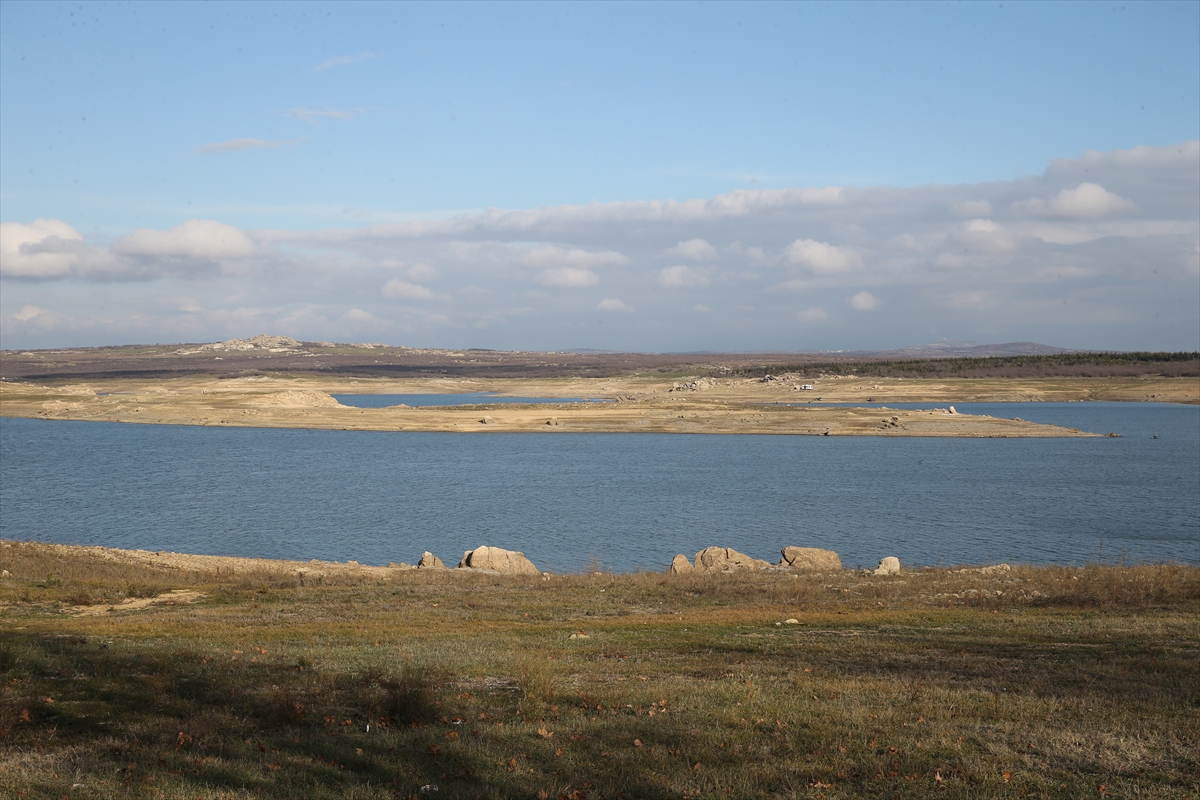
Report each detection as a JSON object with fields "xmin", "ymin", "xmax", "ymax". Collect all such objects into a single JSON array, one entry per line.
[{"xmin": 1, "ymin": 402, "xmax": 1196, "ymax": 572}]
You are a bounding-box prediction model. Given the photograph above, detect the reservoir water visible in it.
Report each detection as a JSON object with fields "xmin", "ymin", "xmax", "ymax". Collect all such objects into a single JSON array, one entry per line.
[{"xmin": 1, "ymin": 402, "xmax": 1196, "ymax": 572}]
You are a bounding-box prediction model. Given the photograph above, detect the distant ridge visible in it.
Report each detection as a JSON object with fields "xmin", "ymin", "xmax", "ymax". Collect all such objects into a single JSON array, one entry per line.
[{"xmin": 849, "ymin": 339, "xmax": 1077, "ymax": 359}]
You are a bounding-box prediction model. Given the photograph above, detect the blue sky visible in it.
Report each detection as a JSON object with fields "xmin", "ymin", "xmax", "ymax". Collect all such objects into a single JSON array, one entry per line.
[{"xmin": 2, "ymin": 0, "xmax": 1198, "ymax": 352}]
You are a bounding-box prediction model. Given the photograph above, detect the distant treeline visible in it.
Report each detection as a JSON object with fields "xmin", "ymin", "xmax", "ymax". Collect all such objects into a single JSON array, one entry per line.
[{"xmin": 727, "ymin": 352, "xmax": 1200, "ymax": 379}]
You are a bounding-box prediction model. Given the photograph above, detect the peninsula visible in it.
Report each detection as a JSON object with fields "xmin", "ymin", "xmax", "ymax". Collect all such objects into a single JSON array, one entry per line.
[{"xmin": 2, "ymin": 337, "xmax": 1196, "ymax": 437}]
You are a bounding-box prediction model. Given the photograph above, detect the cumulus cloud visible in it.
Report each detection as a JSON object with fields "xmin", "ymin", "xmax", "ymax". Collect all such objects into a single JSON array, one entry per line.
[
  {"xmin": 3, "ymin": 141, "xmax": 1196, "ymax": 351},
  {"xmin": 195, "ymin": 138, "xmax": 303, "ymax": 154},
  {"xmin": 536, "ymin": 267, "xmax": 599, "ymax": 287},
  {"xmin": 521, "ymin": 244, "xmax": 626, "ymax": 270},
  {"xmin": 1, "ymin": 219, "xmax": 91, "ymax": 278},
  {"xmin": 382, "ymin": 279, "xmax": 435, "ymax": 301},
  {"xmin": 663, "ymin": 238, "xmax": 717, "ymax": 260},
  {"xmin": 597, "ymin": 298, "xmax": 630, "ymax": 312},
  {"xmin": 951, "ymin": 199, "xmax": 993, "ymax": 217},
  {"xmin": 657, "ymin": 265, "xmax": 710, "ymax": 289},
  {"xmin": 848, "ymin": 291, "xmax": 880, "ymax": 311},
  {"xmin": 406, "ymin": 263, "xmax": 438, "ymax": 282},
  {"xmin": 1013, "ymin": 182, "xmax": 1135, "ymax": 219},
  {"xmin": 113, "ymin": 219, "xmax": 256, "ymax": 259},
  {"xmin": 950, "ymin": 219, "xmax": 1020, "ymax": 255},
  {"xmin": 785, "ymin": 239, "xmax": 862, "ymax": 274}
]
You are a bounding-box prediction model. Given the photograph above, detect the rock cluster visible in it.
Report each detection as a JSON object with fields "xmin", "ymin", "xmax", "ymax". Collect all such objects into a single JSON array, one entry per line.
[
  {"xmin": 668, "ymin": 553, "xmax": 694, "ymax": 574},
  {"xmin": 779, "ymin": 547, "xmax": 842, "ymax": 572},
  {"xmin": 693, "ymin": 547, "xmax": 772, "ymax": 572},
  {"xmin": 457, "ymin": 546, "xmax": 540, "ymax": 575},
  {"xmin": 418, "ymin": 551, "xmax": 445, "ymax": 569},
  {"xmin": 197, "ymin": 335, "xmax": 301, "ymax": 352},
  {"xmin": 669, "ymin": 377, "xmax": 718, "ymax": 392},
  {"xmin": 874, "ymin": 556, "xmax": 901, "ymax": 575}
]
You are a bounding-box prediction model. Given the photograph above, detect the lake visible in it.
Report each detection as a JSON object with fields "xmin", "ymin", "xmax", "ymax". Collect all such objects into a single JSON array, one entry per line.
[{"xmin": 1, "ymin": 402, "xmax": 1196, "ymax": 572}]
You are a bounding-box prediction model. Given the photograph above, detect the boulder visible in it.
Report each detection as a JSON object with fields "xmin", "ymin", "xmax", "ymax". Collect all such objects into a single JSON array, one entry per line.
[
  {"xmin": 779, "ymin": 547, "xmax": 842, "ymax": 572},
  {"xmin": 667, "ymin": 554, "xmax": 694, "ymax": 574},
  {"xmin": 874, "ymin": 556, "xmax": 901, "ymax": 576},
  {"xmin": 456, "ymin": 546, "xmax": 540, "ymax": 575},
  {"xmin": 693, "ymin": 546, "xmax": 771, "ymax": 573},
  {"xmin": 418, "ymin": 551, "xmax": 445, "ymax": 569}
]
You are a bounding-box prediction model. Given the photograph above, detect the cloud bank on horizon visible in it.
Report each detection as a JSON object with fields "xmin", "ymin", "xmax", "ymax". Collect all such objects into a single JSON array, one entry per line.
[{"xmin": 3, "ymin": 142, "xmax": 1197, "ymax": 352}]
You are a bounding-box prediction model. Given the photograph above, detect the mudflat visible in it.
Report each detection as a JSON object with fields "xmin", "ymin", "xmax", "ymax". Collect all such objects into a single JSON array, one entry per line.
[
  {"xmin": 2, "ymin": 341, "xmax": 1195, "ymax": 436},
  {"xmin": 0, "ymin": 374, "xmax": 1124, "ymax": 436}
]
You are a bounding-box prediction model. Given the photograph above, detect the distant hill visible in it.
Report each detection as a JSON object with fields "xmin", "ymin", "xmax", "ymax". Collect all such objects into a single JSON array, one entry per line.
[{"xmin": 854, "ymin": 339, "xmax": 1077, "ymax": 358}]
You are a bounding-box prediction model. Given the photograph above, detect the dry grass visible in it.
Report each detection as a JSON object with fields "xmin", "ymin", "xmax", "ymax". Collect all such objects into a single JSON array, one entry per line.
[{"xmin": 1, "ymin": 542, "xmax": 1198, "ymax": 799}]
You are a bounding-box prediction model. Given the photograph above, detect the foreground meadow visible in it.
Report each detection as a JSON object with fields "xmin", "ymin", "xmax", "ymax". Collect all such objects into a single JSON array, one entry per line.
[{"xmin": 1, "ymin": 542, "xmax": 1197, "ymax": 799}]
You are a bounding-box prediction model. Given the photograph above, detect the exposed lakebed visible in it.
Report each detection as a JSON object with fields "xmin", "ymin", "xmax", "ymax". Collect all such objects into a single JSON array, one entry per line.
[
  {"xmin": 1, "ymin": 402, "xmax": 1195, "ymax": 572},
  {"xmin": 331, "ymin": 393, "xmax": 606, "ymax": 408}
]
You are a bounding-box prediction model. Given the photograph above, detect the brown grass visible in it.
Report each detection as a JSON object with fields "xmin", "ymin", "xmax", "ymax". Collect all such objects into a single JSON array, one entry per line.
[{"xmin": 1, "ymin": 541, "xmax": 1198, "ymax": 799}]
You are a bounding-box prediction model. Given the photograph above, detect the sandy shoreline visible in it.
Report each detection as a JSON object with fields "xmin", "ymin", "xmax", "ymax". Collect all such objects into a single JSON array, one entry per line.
[{"xmin": 7, "ymin": 373, "xmax": 1190, "ymax": 436}]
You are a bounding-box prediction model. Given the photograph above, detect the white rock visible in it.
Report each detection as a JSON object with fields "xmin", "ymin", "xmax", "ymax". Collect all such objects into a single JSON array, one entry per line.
[{"xmin": 874, "ymin": 556, "xmax": 901, "ymax": 576}]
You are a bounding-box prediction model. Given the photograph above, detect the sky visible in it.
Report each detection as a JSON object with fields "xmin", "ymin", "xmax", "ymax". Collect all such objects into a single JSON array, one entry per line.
[{"xmin": 1, "ymin": 1, "xmax": 1198, "ymax": 353}]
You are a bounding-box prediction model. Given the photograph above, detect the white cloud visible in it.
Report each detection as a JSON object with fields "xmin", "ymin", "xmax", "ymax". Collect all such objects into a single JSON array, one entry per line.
[
  {"xmin": 797, "ymin": 307, "xmax": 827, "ymax": 323},
  {"xmin": 1, "ymin": 219, "xmax": 89, "ymax": 278},
  {"xmin": 195, "ymin": 138, "xmax": 303, "ymax": 155},
  {"xmin": 1012, "ymin": 182, "xmax": 1135, "ymax": 219},
  {"xmin": 314, "ymin": 51, "xmax": 379, "ymax": 71},
  {"xmin": 113, "ymin": 219, "xmax": 256, "ymax": 260},
  {"xmin": 3, "ymin": 142, "xmax": 1195, "ymax": 351},
  {"xmin": 663, "ymin": 238, "xmax": 717, "ymax": 260},
  {"xmin": 848, "ymin": 291, "xmax": 880, "ymax": 311},
  {"xmin": 536, "ymin": 267, "xmax": 599, "ymax": 287},
  {"xmin": 13, "ymin": 304, "xmax": 49, "ymax": 322},
  {"xmin": 382, "ymin": 279, "xmax": 435, "ymax": 301},
  {"xmin": 521, "ymin": 244, "xmax": 626, "ymax": 270},
  {"xmin": 406, "ymin": 263, "xmax": 438, "ymax": 282},
  {"xmin": 597, "ymin": 298, "xmax": 630, "ymax": 312},
  {"xmin": 657, "ymin": 265, "xmax": 710, "ymax": 288},
  {"xmin": 785, "ymin": 239, "xmax": 862, "ymax": 274},
  {"xmin": 951, "ymin": 218, "xmax": 1020, "ymax": 255},
  {"xmin": 951, "ymin": 199, "xmax": 993, "ymax": 217}
]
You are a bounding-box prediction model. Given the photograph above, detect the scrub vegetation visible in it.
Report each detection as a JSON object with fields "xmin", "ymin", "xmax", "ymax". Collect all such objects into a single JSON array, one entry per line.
[
  {"xmin": 731, "ymin": 352, "xmax": 1200, "ymax": 380},
  {"xmin": 1, "ymin": 542, "xmax": 1198, "ymax": 799}
]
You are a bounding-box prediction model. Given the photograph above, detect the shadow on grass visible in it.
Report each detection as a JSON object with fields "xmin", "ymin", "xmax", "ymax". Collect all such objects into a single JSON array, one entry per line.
[{"xmin": 0, "ymin": 632, "xmax": 703, "ymax": 799}]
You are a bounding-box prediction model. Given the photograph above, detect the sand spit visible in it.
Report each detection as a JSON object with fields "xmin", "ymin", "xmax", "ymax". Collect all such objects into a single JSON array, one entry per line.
[{"xmin": 0, "ymin": 377, "xmax": 1107, "ymax": 437}]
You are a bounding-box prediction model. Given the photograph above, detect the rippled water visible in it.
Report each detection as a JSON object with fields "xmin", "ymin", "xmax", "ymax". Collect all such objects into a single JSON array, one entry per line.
[{"xmin": 1, "ymin": 402, "xmax": 1196, "ymax": 572}]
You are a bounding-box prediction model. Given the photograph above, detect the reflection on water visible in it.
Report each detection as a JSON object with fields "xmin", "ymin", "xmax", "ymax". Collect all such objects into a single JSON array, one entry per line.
[{"xmin": 1, "ymin": 403, "xmax": 1196, "ymax": 572}]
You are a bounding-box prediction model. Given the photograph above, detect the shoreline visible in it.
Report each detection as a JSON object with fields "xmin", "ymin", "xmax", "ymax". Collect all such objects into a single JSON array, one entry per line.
[{"xmin": 5, "ymin": 540, "xmax": 1195, "ymax": 580}]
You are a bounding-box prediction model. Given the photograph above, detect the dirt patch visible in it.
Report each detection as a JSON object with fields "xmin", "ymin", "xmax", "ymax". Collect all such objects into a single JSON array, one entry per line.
[{"xmin": 66, "ymin": 588, "xmax": 205, "ymax": 616}]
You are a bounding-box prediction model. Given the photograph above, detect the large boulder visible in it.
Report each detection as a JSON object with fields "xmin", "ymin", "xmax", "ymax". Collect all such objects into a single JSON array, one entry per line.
[
  {"xmin": 418, "ymin": 551, "xmax": 445, "ymax": 569},
  {"xmin": 779, "ymin": 547, "xmax": 842, "ymax": 572},
  {"xmin": 456, "ymin": 546, "xmax": 540, "ymax": 575},
  {"xmin": 667, "ymin": 554, "xmax": 694, "ymax": 574},
  {"xmin": 693, "ymin": 546, "xmax": 771, "ymax": 573},
  {"xmin": 874, "ymin": 556, "xmax": 901, "ymax": 576}
]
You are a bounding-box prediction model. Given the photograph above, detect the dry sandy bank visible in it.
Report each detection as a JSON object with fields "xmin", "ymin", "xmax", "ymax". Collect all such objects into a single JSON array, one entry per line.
[{"xmin": 0, "ymin": 375, "xmax": 1119, "ymax": 436}]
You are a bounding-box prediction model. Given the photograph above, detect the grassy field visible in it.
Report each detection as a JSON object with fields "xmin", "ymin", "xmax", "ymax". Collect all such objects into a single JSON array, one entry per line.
[{"xmin": 2, "ymin": 542, "xmax": 1198, "ymax": 799}]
